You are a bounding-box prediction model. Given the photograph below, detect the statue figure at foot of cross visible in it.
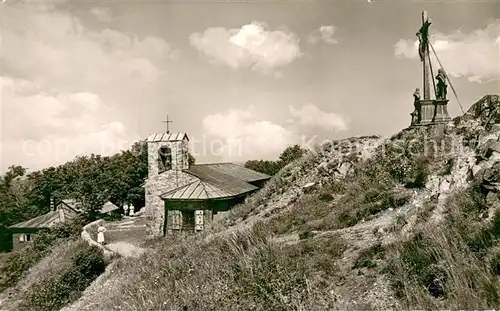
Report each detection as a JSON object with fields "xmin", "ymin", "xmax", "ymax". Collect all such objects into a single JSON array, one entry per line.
[
  {"xmin": 436, "ymin": 69, "xmax": 448, "ymax": 100},
  {"xmin": 411, "ymin": 88, "xmax": 421, "ymax": 124}
]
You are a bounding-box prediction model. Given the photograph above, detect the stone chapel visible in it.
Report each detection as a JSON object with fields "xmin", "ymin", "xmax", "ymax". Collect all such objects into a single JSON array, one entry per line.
[{"xmin": 143, "ymin": 132, "xmax": 271, "ymax": 236}]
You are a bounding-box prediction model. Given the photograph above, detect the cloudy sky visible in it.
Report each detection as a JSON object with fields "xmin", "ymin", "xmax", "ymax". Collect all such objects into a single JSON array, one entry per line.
[{"xmin": 1, "ymin": 0, "xmax": 499, "ymax": 173}]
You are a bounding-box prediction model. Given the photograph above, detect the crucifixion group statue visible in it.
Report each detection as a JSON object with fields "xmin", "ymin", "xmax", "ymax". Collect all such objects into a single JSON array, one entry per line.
[{"xmin": 410, "ymin": 10, "xmax": 451, "ymax": 127}]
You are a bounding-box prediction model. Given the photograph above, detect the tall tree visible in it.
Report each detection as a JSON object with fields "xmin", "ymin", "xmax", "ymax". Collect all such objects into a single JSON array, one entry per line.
[
  {"xmin": 277, "ymin": 145, "xmax": 307, "ymax": 167},
  {"xmin": 244, "ymin": 144, "xmax": 307, "ymax": 176}
]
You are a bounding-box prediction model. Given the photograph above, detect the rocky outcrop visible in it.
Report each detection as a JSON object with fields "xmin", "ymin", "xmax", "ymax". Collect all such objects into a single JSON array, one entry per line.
[
  {"xmin": 475, "ymin": 163, "xmax": 500, "ymax": 193},
  {"xmin": 314, "ymin": 135, "xmax": 386, "ymax": 186},
  {"xmin": 463, "ymin": 95, "xmax": 500, "ymax": 127},
  {"xmin": 227, "ymin": 135, "xmax": 386, "ymax": 226}
]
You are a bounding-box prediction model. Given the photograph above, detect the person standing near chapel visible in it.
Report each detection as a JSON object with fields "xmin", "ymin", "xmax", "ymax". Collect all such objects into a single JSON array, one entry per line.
[
  {"xmin": 129, "ymin": 204, "xmax": 135, "ymax": 217},
  {"xmin": 123, "ymin": 203, "xmax": 129, "ymax": 216},
  {"xmin": 97, "ymin": 225, "xmax": 107, "ymax": 245}
]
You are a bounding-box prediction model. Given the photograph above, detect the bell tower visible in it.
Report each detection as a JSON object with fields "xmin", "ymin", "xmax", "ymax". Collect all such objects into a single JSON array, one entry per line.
[
  {"xmin": 147, "ymin": 132, "xmax": 190, "ymax": 177},
  {"xmin": 144, "ymin": 119, "xmax": 194, "ymax": 236}
]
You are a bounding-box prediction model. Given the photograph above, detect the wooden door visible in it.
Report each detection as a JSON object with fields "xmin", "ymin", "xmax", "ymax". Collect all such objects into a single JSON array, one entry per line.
[
  {"xmin": 195, "ymin": 210, "xmax": 204, "ymax": 231},
  {"xmin": 170, "ymin": 210, "xmax": 182, "ymax": 230}
]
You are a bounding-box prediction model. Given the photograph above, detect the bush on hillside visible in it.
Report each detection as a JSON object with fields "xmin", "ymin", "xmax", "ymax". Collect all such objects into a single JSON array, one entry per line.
[
  {"xmin": 439, "ymin": 158, "xmax": 454, "ymax": 176},
  {"xmin": 20, "ymin": 242, "xmax": 106, "ymax": 311},
  {"xmin": 386, "ymin": 185, "xmax": 500, "ymax": 309},
  {"xmin": 244, "ymin": 144, "xmax": 307, "ymax": 176},
  {"xmin": 266, "ymin": 195, "xmax": 334, "ymax": 235},
  {"xmin": 244, "ymin": 160, "xmax": 281, "ymax": 176},
  {"xmin": 318, "ymin": 192, "xmax": 334, "ymax": 202},
  {"xmin": 321, "ymin": 180, "xmax": 346, "ymax": 195},
  {"xmin": 353, "ymin": 243, "xmax": 385, "ymax": 270},
  {"xmin": 321, "ymin": 155, "xmax": 408, "ymax": 229},
  {"xmin": 490, "ymin": 252, "xmax": 500, "ymax": 276},
  {"xmin": 404, "ymin": 156, "xmax": 430, "ymax": 189},
  {"xmin": 387, "ymin": 227, "xmax": 500, "ymax": 308},
  {"xmin": 335, "ymin": 188, "xmax": 410, "ymax": 228},
  {"xmin": 0, "ymin": 220, "xmax": 84, "ymax": 292}
]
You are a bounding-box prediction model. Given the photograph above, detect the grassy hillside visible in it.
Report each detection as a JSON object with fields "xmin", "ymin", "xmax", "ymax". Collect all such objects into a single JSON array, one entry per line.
[
  {"xmin": 0, "ymin": 222, "xmax": 108, "ymax": 311},
  {"xmin": 5, "ymin": 95, "xmax": 500, "ymax": 310},
  {"xmin": 55, "ymin": 95, "xmax": 499, "ymax": 310}
]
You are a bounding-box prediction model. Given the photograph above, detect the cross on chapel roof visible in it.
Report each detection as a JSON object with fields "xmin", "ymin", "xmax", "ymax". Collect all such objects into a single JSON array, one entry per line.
[{"xmin": 162, "ymin": 115, "xmax": 173, "ymax": 134}]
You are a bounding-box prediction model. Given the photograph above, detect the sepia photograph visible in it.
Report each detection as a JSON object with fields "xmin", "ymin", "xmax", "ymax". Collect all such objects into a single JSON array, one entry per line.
[{"xmin": 0, "ymin": 0, "xmax": 499, "ymax": 310}]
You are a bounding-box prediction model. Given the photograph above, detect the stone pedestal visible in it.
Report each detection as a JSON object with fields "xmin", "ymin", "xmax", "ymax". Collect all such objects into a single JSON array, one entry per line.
[{"xmin": 412, "ymin": 99, "xmax": 451, "ymax": 126}]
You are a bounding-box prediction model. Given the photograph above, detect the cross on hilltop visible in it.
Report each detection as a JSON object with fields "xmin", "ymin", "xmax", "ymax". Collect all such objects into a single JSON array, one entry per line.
[{"xmin": 162, "ymin": 115, "xmax": 173, "ymax": 134}]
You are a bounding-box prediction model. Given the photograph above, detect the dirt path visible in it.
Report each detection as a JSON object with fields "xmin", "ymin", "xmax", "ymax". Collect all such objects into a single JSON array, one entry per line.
[
  {"xmin": 106, "ymin": 241, "xmax": 145, "ymax": 258},
  {"xmin": 101, "ymin": 213, "xmax": 150, "ymax": 247},
  {"xmin": 60, "ymin": 212, "xmax": 150, "ymax": 311}
]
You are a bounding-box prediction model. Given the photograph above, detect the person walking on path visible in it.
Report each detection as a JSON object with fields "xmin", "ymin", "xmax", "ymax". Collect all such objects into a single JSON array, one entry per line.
[
  {"xmin": 97, "ymin": 225, "xmax": 107, "ymax": 245},
  {"xmin": 123, "ymin": 204, "xmax": 129, "ymax": 217}
]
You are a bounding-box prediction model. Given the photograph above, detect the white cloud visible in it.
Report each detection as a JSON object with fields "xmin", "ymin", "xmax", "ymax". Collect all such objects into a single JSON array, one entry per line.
[
  {"xmin": 91, "ymin": 7, "xmax": 114, "ymax": 22},
  {"xmin": 394, "ymin": 20, "xmax": 500, "ymax": 83},
  {"xmin": 308, "ymin": 25, "xmax": 338, "ymax": 45},
  {"xmin": 1, "ymin": 77, "xmax": 141, "ymax": 172},
  {"xmin": 201, "ymin": 108, "xmax": 296, "ymax": 161},
  {"xmin": 189, "ymin": 21, "xmax": 302, "ymax": 75},
  {"xmin": 289, "ymin": 103, "xmax": 348, "ymax": 131},
  {"xmin": 200, "ymin": 103, "xmax": 348, "ymax": 161},
  {"xmin": 3, "ymin": 4, "xmax": 173, "ymax": 88},
  {"xmin": 1, "ymin": 3, "xmax": 171, "ymax": 172},
  {"xmin": 69, "ymin": 93, "xmax": 102, "ymax": 112}
]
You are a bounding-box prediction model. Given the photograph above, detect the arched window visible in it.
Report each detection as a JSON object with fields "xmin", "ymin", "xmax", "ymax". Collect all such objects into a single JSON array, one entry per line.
[{"xmin": 158, "ymin": 146, "xmax": 172, "ymax": 172}]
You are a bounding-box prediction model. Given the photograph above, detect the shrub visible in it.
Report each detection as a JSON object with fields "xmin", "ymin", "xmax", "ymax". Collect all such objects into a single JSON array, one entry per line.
[
  {"xmin": 20, "ymin": 242, "xmax": 106, "ymax": 311},
  {"xmin": 71, "ymin": 242, "xmax": 107, "ymax": 279},
  {"xmin": 321, "ymin": 180, "xmax": 346, "ymax": 195},
  {"xmin": 0, "ymin": 220, "xmax": 84, "ymax": 292},
  {"xmin": 267, "ymin": 195, "xmax": 334, "ymax": 235},
  {"xmin": 440, "ymin": 158, "xmax": 454, "ymax": 176},
  {"xmin": 353, "ymin": 243, "xmax": 385, "ymax": 269},
  {"xmin": 0, "ymin": 248, "xmax": 39, "ymax": 292},
  {"xmin": 318, "ymin": 192, "xmax": 334, "ymax": 202},
  {"xmin": 404, "ymin": 156, "xmax": 430, "ymax": 189},
  {"xmin": 490, "ymin": 252, "xmax": 500, "ymax": 276},
  {"xmin": 386, "ymin": 187, "xmax": 500, "ymax": 309},
  {"xmin": 335, "ymin": 189, "xmax": 409, "ymax": 229},
  {"xmin": 298, "ymin": 230, "xmax": 314, "ymax": 240},
  {"xmin": 416, "ymin": 202, "xmax": 437, "ymax": 223},
  {"xmin": 101, "ymin": 212, "xmax": 123, "ymax": 222}
]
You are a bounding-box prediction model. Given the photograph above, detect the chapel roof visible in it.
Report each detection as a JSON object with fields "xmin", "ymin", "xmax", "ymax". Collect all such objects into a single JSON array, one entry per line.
[
  {"xmin": 187, "ymin": 163, "xmax": 270, "ymax": 183},
  {"xmin": 160, "ymin": 163, "xmax": 271, "ymax": 200},
  {"xmin": 147, "ymin": 132, "xmax": 188, "ymax": 142},
  {"xmin": 161, "ymin": 180, "xmax": 236, "ymax": 200}
]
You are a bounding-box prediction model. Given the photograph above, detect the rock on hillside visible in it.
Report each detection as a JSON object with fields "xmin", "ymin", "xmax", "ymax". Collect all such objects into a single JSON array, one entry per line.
[{"xmin": 221, "ymin": 135, "xmax": 386, "ymax": 229}]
